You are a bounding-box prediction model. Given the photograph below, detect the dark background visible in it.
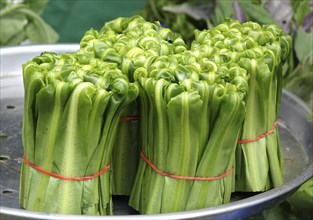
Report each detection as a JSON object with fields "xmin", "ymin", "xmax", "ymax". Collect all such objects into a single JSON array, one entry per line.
[{"xmin": 42, "ymin": 0, "xmax": 146, "ymax": 43}]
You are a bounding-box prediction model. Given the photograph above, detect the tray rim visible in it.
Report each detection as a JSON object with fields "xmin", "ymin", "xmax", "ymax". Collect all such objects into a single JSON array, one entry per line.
[{"xmin": 1, "ymin": 164, "xmax": 312, "ymax": 220}]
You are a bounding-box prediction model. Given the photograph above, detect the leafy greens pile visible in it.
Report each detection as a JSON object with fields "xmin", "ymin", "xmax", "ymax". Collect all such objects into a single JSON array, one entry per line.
[{"xmin": 20, "ymin": 15, "xmax": 291, "ymax": 215}]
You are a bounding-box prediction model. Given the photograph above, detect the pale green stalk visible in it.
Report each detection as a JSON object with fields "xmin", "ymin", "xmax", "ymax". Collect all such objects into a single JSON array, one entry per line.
[{"xmin": 161, "ymin": 90, "xmax": 203, "ymax": 213}]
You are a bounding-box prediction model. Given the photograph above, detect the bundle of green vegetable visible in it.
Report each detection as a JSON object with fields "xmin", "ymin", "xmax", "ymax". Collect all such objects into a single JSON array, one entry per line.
[
  {"xmin": 20, "ymin": 52, "xmax": 139, "ymax": 214},
  {"xmin": 191, "ymin": 19, "xmax": 292, "ymax": 191},
  {"xmin": 128, "ymin": 51, "xmax": 249, "ymax": 213},
  {"xmin": 77, "ymin": 15, "xmax": 188, "ymax": 195},
  {"xmin": 139, "ymin": 0, "xmax": 311, "ymax": 217}
]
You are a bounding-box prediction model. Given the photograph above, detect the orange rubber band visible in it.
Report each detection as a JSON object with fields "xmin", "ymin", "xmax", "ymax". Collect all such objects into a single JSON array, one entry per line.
[
  {"xmin": 140, "ymin": 151, "xmax": 233, "ymax": 181},
  {"xmin": 237, "ymin": 120, "xmax": 278, "ymax": 144},
  {"xmin": 119, "ymin": 116, "xmax": 140, "ymax": 122},
  {"xmin": 22, "ymin": 156, "xmax": 110, "ymax": 181}
]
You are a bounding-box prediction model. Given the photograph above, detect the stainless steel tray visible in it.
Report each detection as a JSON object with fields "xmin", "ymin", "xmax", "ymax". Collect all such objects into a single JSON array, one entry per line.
[{"xmin": 0, "ymin": 45, "xmax": 312, "ymax": 220}]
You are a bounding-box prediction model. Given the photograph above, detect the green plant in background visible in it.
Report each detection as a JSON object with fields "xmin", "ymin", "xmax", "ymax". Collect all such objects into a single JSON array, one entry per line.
[
  {"xmin": 140, "ymin": 0, "xmax": 210, "ymax": 44},
  {"xmin": 283, "ymin": 4, "xmax": 313, "ymax": 109},
  {"xmin": 0, "ymin": 0, "xmax": 58, "ymax": 45},
  {"xmin": 249, "ymin": 178, "xmax": 313, "ymax": 220}
]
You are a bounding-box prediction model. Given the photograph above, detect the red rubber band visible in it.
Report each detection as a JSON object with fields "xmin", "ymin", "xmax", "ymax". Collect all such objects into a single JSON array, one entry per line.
[
  {"xmin": 140, "ymin": 151, "xmax": 233, "ymax": 181},
  {"xmin": 22, "ymin": 156, "xmax": 110, "ymax": 181},
  {"xmin": 119, "ymin": 116, "xmax": 140, "ymax": 122},
  {"xmin": 237, "ymin": 120, "xmax": 278, "ymax": 144}
]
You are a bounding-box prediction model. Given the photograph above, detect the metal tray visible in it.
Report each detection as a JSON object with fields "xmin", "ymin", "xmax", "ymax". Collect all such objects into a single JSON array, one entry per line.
[{"xmin": 0, "ymin": 45, "xmax": 312, "ymax": 220}]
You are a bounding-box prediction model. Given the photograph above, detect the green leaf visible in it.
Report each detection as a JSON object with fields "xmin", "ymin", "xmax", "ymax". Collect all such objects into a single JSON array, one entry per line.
[
  {"xmin": 3, "ymin": 29, "xmax": 27, "ymax": 46},
  {"xmin": 161, "ymin": 90, "xmax": 203, "ymax": 213},
  {"xmin": 288, "ymin": 178, "xmax": 313, "ymax": 216},
  {"xmin": 212, "ymin": 0, "xmax": 234, "ymax": 25},
  {"xmin": 295, "ymin": 27, "xmax": 313, "ymax": 62},
  {"xmin": 0, "ymin": 4, "xmax": 58, "ymax": 45},
  {"xmin": 293, "ymin": 0, "xmax": 310, "ymax": 25},
  {"xmin": 284, "ymin": 54, "xmax": 313, "ymax": 108},
  {"xmin": 29, "ymin": 81, "xmax": 72, "ymax": 211},
  {"xmin": 238, "ymin": 0, "xmax": 278, "ymax": 25},
  {"xmin": 0, "ymin": 17, "xmax": 25, "ymax": 45},
  {"xmin": 112, "ymin": 101, "xmax": 140, "ymax": 196},
  {"xmin": 162, "ymin": 2, "xmax": 210, "ymax": 20},
  {"xmin": 25, "ymin": 19, "xmax": 58, "ymax": 44}
]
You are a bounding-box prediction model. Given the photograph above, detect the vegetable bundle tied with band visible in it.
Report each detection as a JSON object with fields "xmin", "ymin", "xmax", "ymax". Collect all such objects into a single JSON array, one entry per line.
[
  {"xmin": 20, "ymin": 52, "xmax": 139, "ymax": 214},
  {"xmin": 128, "ymin": 52, "xmax": 249, "ymax": 213},
  {"xmin": 77, "ymin": 15, "xmax": 188, "ymax": 195},
  {"xmin": 191, "ymin": 18, "xmax": 292, "ymax": 192}
]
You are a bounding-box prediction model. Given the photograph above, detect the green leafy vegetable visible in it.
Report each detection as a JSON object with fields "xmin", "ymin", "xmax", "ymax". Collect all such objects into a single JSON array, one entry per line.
[
  {"xmin": 191, "ymin": 19, "xmax": 292, "ymax": 192},
  {"xmin": 248, "ymin": 178, "xmax": 313, "ymax": 220},
  {"xmin": 238, "ymin": 0, "xmax": 278, "ymax": 25},
  {"xmin": 129, "ymin": 48, "xmax": 248, "ymax": 213},
  {"xmin": 78, "ymin": 15, "xmax": 188, "ymax": 197},
  {"xmin": 19, "ymin": 15, "xmax": 294, "ymax": 216},
  {"xmin": 294, "ymin": 26, "xmax": 313, "ymax": 62},
  {"xmin": 0, "ymin": 0, "xmax": 58, "ymax": 45},
  {"xmin": 20, "ymin": 52, "xmax": 139, "ymax": 215},
  {"xmin": 284, "ymin": 54, "xmax": 313, "ymax": 108},
  {"xmin": 292, "ymin": 0, "xmax": 312, "ymax": 26}
]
